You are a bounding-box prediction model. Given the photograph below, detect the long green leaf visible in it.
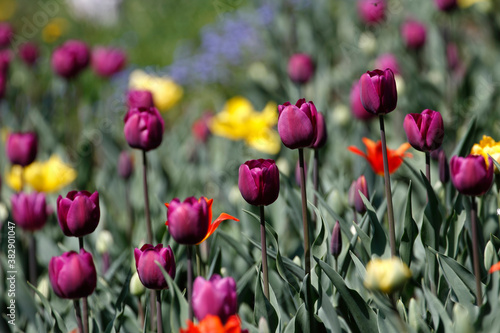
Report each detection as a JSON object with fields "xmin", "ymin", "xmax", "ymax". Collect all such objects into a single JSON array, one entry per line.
[
  {"xmin": 437, "ymin": 252, "xmax": 480, "ymax": 305},
  {"xmin": 400, "ymin": 181, "xmax": 418, "ymax": 266}
]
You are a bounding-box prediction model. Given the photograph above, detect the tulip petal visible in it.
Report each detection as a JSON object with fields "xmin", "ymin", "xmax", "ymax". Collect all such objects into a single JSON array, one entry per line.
[{"xmin": 197, "ymin": 213, "xmax": 239, "ymax": 245}]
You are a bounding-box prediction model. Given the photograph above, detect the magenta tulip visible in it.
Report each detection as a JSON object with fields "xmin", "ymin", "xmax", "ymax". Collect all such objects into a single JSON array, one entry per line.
[
  {"xmin": 127, "ymin": 89, "xmax": 154, "ymax": 109},
  {"xmin": 348, "ymin": 175, "xmax": 369, "ymax": 214},
  {"xmin": 118, "ymin": 151, "xmax": 134, "ymax": 180},
  {"xmin": 311, "ymin": 112, "xmax": 327, "ymax": 149},
  {"xmin": 401, "ymin": 20, "xmax": 427, "ymax": 50},
  {"xmin": 49, "ymin": 249, "xmax": 97, "ymax": 299},
  {"xmin": 439, "ymin": 150, "xmax": 450, "ymax": 184},
  {"xmin": 11, "ymin": 192, "xmax": 51, "ymax": 231},
  {"xmin": 192, "ymin": 112, "xmax": 213, "ymax": 143},
  {"xmin": 165, "ymin": 197, "xmax": 210, "ymax": 245},
  {"xmin": 238, "ymin": 159, "xmax": 279, "ymax": 206},
  {"xmin": 57, "ymin": 191, "xmax": 100, "ymax": 237},
  {"xmin": 287, "ymin": 53, "xmax": 314, "ymax": 84},
  {"xmin": 435, "ymin": 0, "xmax": 457, "ymax": 11},
  {"xmin": 6, "ymin": 132, "xmax": 37, "ymax": 167},
  {"xmin": 359, "ymin": 68, "xmax": 397, "ymax": 115},
  {"xmin": 357, "ymin": 0, "xmax": 386, "ymax": 25},
  {"xmin": 124, "ymin": 107, "xmax": 164, "ymax": 151},
  {"xmin": 51, "ymin": 40, "xmax": 90, "ymax": 78},
  {"xmin": 192, "ymin": 274, "xmax": 237, "ymax": 323},
  {"xmin": 18, "ymin": 42, "xmax": 39, "ymax": 66},
  {"xmin": 350, "ymin": 82, "xmax": 376, "ymax": 121},
  {"xmin": 0, "ymin": 23, "xmax": 13, "ymax": 48},
  {"xmin": 278, "ymin": 99, "xmax": 318, "ymax": 149},
  {"xmin": 450, "ymin": 155, "xmax": 493, "ymax": 196},
  {"xmin": 330, "ymin": 221, "xmax": 342, "ymax": 259},
  {"xmin": 403, "ymin": 109, "xmax": 444, "ymax": 152},
  {"xmin": 134, "ymin": 244, "xmax": 176, "ymax": 290},
  {"xmin": 91, "ymin": 46, "xmax": 126, "ymax": 78},
  {"xmin": 374, "ymin": 53, "xmax": 400, "ymax": 75}
]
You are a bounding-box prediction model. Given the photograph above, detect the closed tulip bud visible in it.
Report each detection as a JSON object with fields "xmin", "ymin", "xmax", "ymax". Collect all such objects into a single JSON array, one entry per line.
[
  {"xmin": 238, "ymin": 159, "xmax": 279, "ymax": 206},
  {"xmin": 57, "ymin": 191, "xmax": 100, "ymax": 237},
  {"xmin": 439, "ymin": 150, "xmax": 450, "ymax": 184},
  {"xmin": 311, "ymin": 112, "xmax": 327, "ymax": 149},
  {"xmin": 192, "ymin": 274, "xmax": 237, "ymax": 324},
  {"xmin": 278, "ymin": 99, "xmax": 318, "ymax": 149},
  {"xmin": 450, "ymin": 155, "xmax": 493, "ymax": 196},
  {"xmin": 287, "ymin": 53, "xmax": 314, "ymax": 84},
  {"xmin": 6, "ymin": 132, "xmax": 38, "ymax": 167},
  {"xmin": 364, "ymin": 257, "xmax": 411, "ymax": 294},
  {"xmin": 330, "ymin": 221, "xmax": 342, "ymax": 259},
  {"xmin": 51, "ymin": 40, "xmax": 90, "ymax": 79},
  {"xmin": 49, "ymin": 249, "xmax": 97, "ymax": 299},
  {"xmin": 435, "ymin": 0, "xmax": 457, "ymax": 11},
  {"xmin": 127, "ymin": 89, "xmax": 154, "ymax": 109},
  {"xmin": 130, "ymin": 271, "xmax": 145, "ymax": 296},
  {"xmin": 357, "ymin": 0, "xmax": 386, "ymax": 25},
  {"xmin": 11, "ymin": 192, "xmax": 51, "ymax": 231},
  {"xmin": 350, "ymin": 82, "xmax": 376, "ymax": 121},
  {"xmin": 0, "ymin": 23, "xmax": 13, "ymax": 48},
  {"xmin": 91, "ymin": 46, "xmax": 126, "ymax": 78},
  {"xmin": 117, "ymin": 151, "xmax": 134, "ymax": 180},
  {"xmin": 124, "ymin": 107, "xmax": 164, "ymax": 151},
  {"xmin": 18, "ymin": 42, "xmax": 39, "ymax": 67},
  {"xmin": 374, "ymin": 53, "xmax": 400, "ymax": 75},
  {"xmin": 192, "ymin": 112, "xmax": 213, "ymax": 143},
  {"xmin": 348, "ymin": 175, "xmax": 369, "ymax": 214},
  {"xmin": 401, "ymin": 20, "xmax": 427, "ymax": 50},
  {"xmin": 359, "ymin": 68, "xmax": 397, "ymax": 115},
  {"xmin": 403, "ymin": 109, "xmax": 444, "ymax": 152},
  {"xmin": 134, "ymin": 244, "xmax": 176, "ymax": 290}
]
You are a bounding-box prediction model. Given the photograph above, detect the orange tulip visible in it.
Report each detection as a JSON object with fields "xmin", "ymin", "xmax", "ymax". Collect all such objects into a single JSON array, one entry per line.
[
  {"xmin": 489, "ymin": 261, "xmax": 500, "ymax": 273},
  {"xmin": 348, "ymin": 137, "xmax": 412, "ymax": 176},
  {"xmin": 180, "ymin": 315, "xmax": 245, "ymax": 333}
]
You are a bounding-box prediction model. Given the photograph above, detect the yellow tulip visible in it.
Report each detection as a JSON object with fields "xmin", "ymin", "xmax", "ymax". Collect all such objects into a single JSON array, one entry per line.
[
  {"xmin": 471, "ymin": 135, "xmax": 500, "ymax": 172},
  {"xmin": 129, "ymin": 70, "xmax": 183, "ymax": 111},
  {"xmin": 364, "ymin": 257, "xmax": 412, "ymax": 294}
]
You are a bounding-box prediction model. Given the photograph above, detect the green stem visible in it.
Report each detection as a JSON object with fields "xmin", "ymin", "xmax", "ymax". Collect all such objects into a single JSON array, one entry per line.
[
  {"xmin": 74, "ymin": 299, "xmax": 84, "ymax": 333},
  {"xmin": 187, "ymin": 246, "xmax": 193, "ymax": 321},
  {"xmin": 425, "ymin": 152, "xmax": 431, "ymax": 184},
  {"xmin": 78, "ymin": 238, "xmax": 89, "ymax": 333},
  {"xmin": 156, "ymin": 291, "xmax": 163, "ymax": 333},
  {"xmin": 470, "ymin": 196, "xmax": 483, "ymax": 306},
  {"xmin": 142, "ymin": 150, "xmax": 153, "ymax": 244},
  {"xmin": 312, "ymin": 148, "xmax": 319, "ymax": 230},
  {"xmin": 260, "ymin": 205, "xmax": 269, "ymax": 299}
]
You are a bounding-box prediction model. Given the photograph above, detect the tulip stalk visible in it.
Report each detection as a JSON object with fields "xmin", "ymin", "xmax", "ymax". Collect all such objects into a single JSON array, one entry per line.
[
  {"xmin": 74, "ymin": 299, "xmax": 84, "ymax": 333},
  {"xmin": 379, "ymin": 115, "xmax": 397, "ymax": 257},
  {"xmin": 470, "ymin": 196, "xmax": 483, "ymax": 306},
  {"xmin": 142, "ymin": 150, "xmax": 153, "ymax": 243},
  {"xmin": 78, "ymin": 238, "xmax": 89, "ymax": 333},
  {"xmin": 187, "ymin": 245, "xmax": 194, "ymax": 321},
  {"xmin": 29, "ymin": 233, "xmax": 37, "ymax": 287},
  {"xmin": 156, "ymin": 291, "xmax": 163, "ymax": 333},
  {"xmin": 313, "ymin": 149, "xmax": 319, "ymax": 229},
  {"xmin": 260, "ymin": 205, "xmax": 270, "ymax": 299},
  {"xmin": 426, "ymin": 152, "xmax": 431, "ymax": 183}
]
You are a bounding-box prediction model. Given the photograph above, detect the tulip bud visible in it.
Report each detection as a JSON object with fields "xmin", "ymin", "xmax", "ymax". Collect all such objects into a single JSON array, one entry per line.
[
  {"xmin": 278, "ymin": 99, "xmax": 318, "ymax": 149},
  {"xmin": 0, "ymin": 23, "xmax": 13, "ymax": 48},
  {"xmin": 134, "ymin": 244, "xmax": 176, "ymax": 290},
  {"xmin": 357, "ymin": 0, "xmax": 386, "ymax": 25},
  {"xmin": 49, "ymin": 249, "xmax": 97, "ymax": 299},
  {"xmin": 348, "ymin": 175, "xmax": 369, "ymax": 214},
  {"xmin": 18, "ymin": 42, "xmax": 39, "ymax": 67},
  {"xmin": 127, "ymin": 89, "xmax": 154, "ymax": 109},
  {"xmin": 117, "ymin": 151, "xmax": 134, "ymax": 180},
  {"xmin": 192, "ymin": 112, "xmax": 213, "ymax": 143},
  {"xmin": 446, "ymin": 43, "xmax": 460, "ymax": 71},
  {"xmin": 57, "ymin": 191, "xmax": 100, "ymax": 237},
  {"xmin": 311, "ymin": 112, "xmax": 327, "ymax": 149},
  {"xmin": 374, "ymin": 53, "xmax": 400, "ymax": 75},
  {"xmin": 403, "ymin": 109, "xmax": 444, "ymax": 152},
  {"xmin": 435, "ymin": 0, "xmax": 457, "ymax": 11},
  {"xmin": 401, "ymin": 20, "xmax": 427, "ymax": 50},
  {"xmin": 96, "ymin": 230, "xmax": 113, "ymax": 254},
  {"xmin": 330, "ymin": 221, "xmax": 342, "ymax": 259},
  {"xmin": 6, "ymin": 132, "xmax": 38, "ymax": 167},
  {"xmin": 364, "ymin": 257, "xmax": 412, "ymax": 294},
  {"xmin": 91, "ymin": 46, "xmax": 126, "ymax": 78},
  {"xmin": 287, "ymin": 53, "xmax": 314, "ymax": 84},
  {"xmin": 166, "ymin": 197, "xmax": 210, "ymax": 245},
  {"xmin": 350, "ymin": 82, "xmax": 376, "ymax": 121},
  {"xmin": 238, "ymin": 159, "xmax": 280, "ymax": 206},
  {"xmin": 192, "ymin": 274, "xmax": 237, "ymax": 324},
  {"xmin": 51, "ymin": 40, "xmax": 90, "ymax": 79},
  {"xmin": 130, "ymin": 271, "xmax": 146, "ymax": 296},
  {"xmin": 124, "ymin": 107, "xmax": 165, "ymax": 151},
  {"xmin": 450, "ymin": 155, "xmax": 493, "ymax": 196},
  {"xmin": 438, "ymin": 150, "xmax": 450, "ymax": 184},
  {"xmin": 359, "ymin": 68, "xmax": 397, "ymax": 115},
  {"xmin": 11, "ymin": 192, "xmax": 51, "ymax": 231}
]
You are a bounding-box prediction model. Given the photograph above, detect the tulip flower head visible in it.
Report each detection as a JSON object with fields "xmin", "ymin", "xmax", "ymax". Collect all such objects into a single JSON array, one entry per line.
[
  {"xmin": 348, "ymin": 175, "xmax": 369, "ymax": 214},
  {"xmin": 123, "ymin": 106, "xmax": 165, "ymax": 151},
  {"xmin": 311, "ymin": 112, "xmax": 328, "ymax": 149},
  {"xmin": 0, "ymin": 22, "xmax": 13, "ymax": 48},
  {"xmin": 57, "ymin": 190, "xmax": 100, "ymax": 237},
  {"xmin": 403, "ymin": 109, "xmax": 444, "ymax": 152},
  {"xmin": 278, "ymin": 99, "xmax": 318, "ymax": 149},
  {"xmin": 127, "ymin": 89, "xmax": 154, "ymax": 109},
  {"xmin": 129, "ymin": 69, "xmax": 183, "ymax": 111},
  {"xmin": 51, "ymin": 40, "xmax": 90, "ymax": 79},
  {"xmin": 438, "ymin": 150, "xmax": 450, "ymax": 184},
  {"xmin": 165, "ymin": 197, "xmax": 239, "ymax": 245},
  {"xmin": 401, "ymin": 19, "xmax": 427, "ymax": 50},
  {"xmin": 364, "ymin": 257, "xmax": 411, "ymax": 294},
  {"xmin": 350, "ymin": 82, "xmax": 376, "ymax": 121},
  {"xmin": 450, "ymin": 155, "xmax": 493, "ymax": 196},
  {"xmin": 192, "ymin": 275, "xmax": 237, "ymax": 323},
  {"xmin": 181, "ymin": 315, "xmax": 246, "ymax": 333},
  {"xmin": 348, "ymin": 137, "xmax": 412, "ymax": 175},
  {"xmin": 357, "ymin": 0, "xmax": 386, "ymax": 25},
  {"xmin": 91, "ymin": 46, "xmax": 126, "ymax": 78},
  {"xmin": 287, "ymin": 53, "xmax": 314, "ymax": 84},
  {"xmin": 359, "ymin": 68, "xmax": 397, "ymax": 115},
  {"xmin": 117, "ymin": 151, "xmax": 134, "ymax": 180},
  {"xmin": 49, "ymin": 249, "xmax": 97, "ymax": 299},
  {"xmin": 134, "ymin": 244, "xmax": 176, "ymax": 290},
  {"xmin": 11, "ymin": 192, "xmax": 51, "ymax": 231},
  {"xmin": 6, "ymin": 131, "xmax": 38, "ymax": 167},
  {"xmin": 238, "ymin": 159, "xmax": 279, "ymax": 206},
  {"xmin": 18, "ymin": 42, "xmax": 39, "ymax": 66},
  {"xmin": 192, "ymin": 112, "xmax": 214, "ymax": 143},
  {"xmin": 330, "ymin": 221, "xmax": 342, "ymax": 259},
  {"xmin": 435, "ymin": 0, "xmax": 457, "ymax": 11},
  {"xmin": 471, "ymin": 135, "xmax": 500, "ymax": 173},
  {"xmin": 374, "ymin": 53, "xmax": 400, "ymax": 75}
]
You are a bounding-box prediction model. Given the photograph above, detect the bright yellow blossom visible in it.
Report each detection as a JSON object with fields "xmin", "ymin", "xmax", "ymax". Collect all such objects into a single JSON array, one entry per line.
[
  {"xmin": 210, "ymin": 96, "xmax": 280, "ymax": 154},
  {"xmin": 6, "ymin": 155, "xmax": 77, "ymax": 192},
  {"xmin": 364, "ymin": 257, "xmax": 412, "ymax": 294},
  {"xmin": 471, "ymin": 135, "xmax": 500, "ymax": 172},
  {"xmin": 42, "ymin": 18, "xmax": 69, "ymax": 44},
  {"xmin": 0, "ymin": 0, "xmax": 16, "ymax": 21},
  {"xmin": 129, "ymin": 70, "xmax": 183, "ymax": 111}
]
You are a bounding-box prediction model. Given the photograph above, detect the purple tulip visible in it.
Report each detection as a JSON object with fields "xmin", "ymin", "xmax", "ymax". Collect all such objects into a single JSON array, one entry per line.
[
  {"xmin": 330, "ymin": 221, "xmax": 342, "ymax": 259},
  {"xmin": 287, "ymin": 53, "xmax": 314, "ymax": 84},
  {"xmin": 359, "ymin": 68, "xmax": 397, "ymax": 115},
  {"xmin": 49, "ymin": 249, "xmax": 97, "ymax": 299},
  {"xmin": 18, "ymin": 42, "xmax": 39, "ymax": 67},
  {"xmin": 127, "ymin": 89, "xmax": 154, "ymax": 109},
  {"xmin": 118, "ymin": 151, "xmax": 134, "ymax": 180},
  {"xmin": 435, "ymin": 0, "xmax": 457, "ymax": 11},
  {"xmin": 57, "ymin": 191, "xmax": 100, "ymax": 237},
  {"xmin": 166, "ymin": 197, "xmax": 209, "ymax": 245},
  {"xmin": 6, "ymin": 132, "xmax": 38, "ymax": 167},
  {"xmin": 192, "ymin": 274, "xmax": 237, "ymax": 323},
  {"xmin": 450, "ymin": 155, "xmax": 494, "ymax": 196},
  {"xmin": 374, "ymin": 53, "xmax": 400, "ymax": 75},
  {"xmin": 311, "ymin": 112, "xmax": 328, "ymax": 149},
  {"xmin": 439, "ymin": 150, "xmax": 450, "ymax": 184},
  {"xmin": 91, "ymin": 46, "xmax": 126, "ymax": 78},
  {"xmin": 401, "ymin": 20, "xmax": 427, "ymax": 50},
  {"xmin": 192, "ymin": 112, "xmax": 213, "ymax": 143},
  {"xmin": 134, "ymin": 244, "xmax": 176, "ymax": 290},
  {"xmin": 51, "ymin": 40, "xmax": 90, "ymax": 79},
  {"xmin": 0, "ymin": 23, "xmax": 13, "ymax": 48},
  {"xmin": 124, "ymin": 107, "xmax": 165, "ymax": 151},
  {"xmin": 278, "ymin": 99, "xmax": 318, "ymax": 149},
  {"xmin": 11, "ymin": 192, "xmax": 51, "ymax": 231},
  {"xmin": 238, "ymin": 159, "xmax": 279, "ymax": 206},
  {"xmin": 403, "ymin": 109, "xmax": 444, "ymax": 152},
  {"xmin": 348, "ymin": 175, "xmax": 369, "ymax": 214},
  {"xmin": 357, "ymin": 0, "xmax": 386, "ymax": 25},
  {"xmin": 446, "ymin": 43, "xmax": 460, "ymax": 71},
  {"xmin": 350, "ymin": 82, "xmax": 376, "ymax": 121}
]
